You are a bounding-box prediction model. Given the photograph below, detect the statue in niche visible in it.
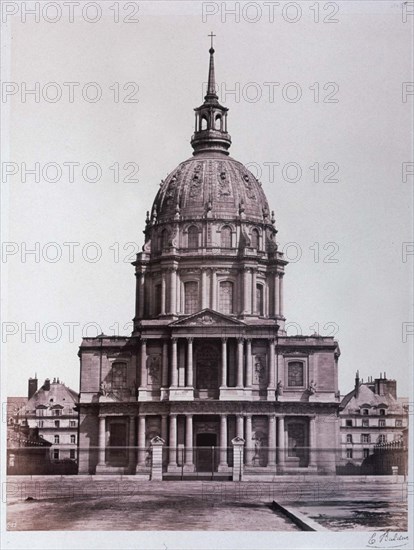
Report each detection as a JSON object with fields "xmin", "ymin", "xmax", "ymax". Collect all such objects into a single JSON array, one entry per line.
[
  {"xmin": 308, "ymin": 380, "xmax": 317, "ymax": 394},
  {"xmin": 253, "ymin": 355, "xmax": 266, "ymax": 385},
  {"xmin": 276, "ymin": 380, "xmax": 284, "ymax": 396},
  {"xmin": 147, "ymin": 355, "xmax": 161, "ymax": 386},
  {"xmin": 252, "ymin": 431, "xmax": 266, "ymax": 466},
  {"xmin": 99, "ymin": 380, "xmax": 111, "ymax": 397}
]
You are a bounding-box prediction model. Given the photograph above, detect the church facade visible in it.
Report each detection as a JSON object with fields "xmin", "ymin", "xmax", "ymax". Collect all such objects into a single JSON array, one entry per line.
[{"xmin": 77, "ymin": 43, "xmax": 341, "ymax": 477}]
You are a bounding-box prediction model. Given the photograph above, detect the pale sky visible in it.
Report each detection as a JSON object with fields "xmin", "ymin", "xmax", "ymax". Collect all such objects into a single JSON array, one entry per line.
[{"xmin": 1, "ymin": 0, "xmax": 413, "ymax": 399}]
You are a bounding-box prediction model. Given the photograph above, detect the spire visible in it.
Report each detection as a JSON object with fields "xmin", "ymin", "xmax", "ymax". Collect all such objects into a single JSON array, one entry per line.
[
  {"xmin": 191, "ymin": 35, "xmax": 232, "ymax": 156},
  {"xmin": 205, "ymin": 32, "xmax": 218, "ymax": 102}
]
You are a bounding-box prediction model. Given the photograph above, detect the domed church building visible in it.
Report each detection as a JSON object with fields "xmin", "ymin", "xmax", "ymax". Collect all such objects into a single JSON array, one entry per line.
[{"xmin": 77, "ymin": 42, "xmax": 341, "ymax": 477}]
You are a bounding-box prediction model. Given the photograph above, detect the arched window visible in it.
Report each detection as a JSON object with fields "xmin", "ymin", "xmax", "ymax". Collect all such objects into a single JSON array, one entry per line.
[
  {"xmin": 188, "ymin": 225, "xmax": 199, "ymax": 249},
  {"xmin": 287, "ymin": 362, "xmax": 304, "ymax": 387},
  {"xmin": 159, "ymin": 228, "xmax": 168, "ymax": 250},
  {"xmin": 256, "ymin": 284, "xmax": 264, "ymax": 316},
  {"xmin": 251, "ymin": 228, "xmax": 259, "ymax": 249},
  {"xmin": 215, "ymin": 114, "xmax": 222, "ymax": 130},
  {"xmin": 201, "ymin": 116, "xmax": 208, "ymax": 130},
  {"xmin": 219, "ymin": 281, "xmax": 234, "ymax": 314},
  {"xmin": 221, "ymin": 226, "xmax": 232, "ymax": 248},
  {"xmin": 184, "ymin": 281, "xmax": 199, "ymax": 314}
]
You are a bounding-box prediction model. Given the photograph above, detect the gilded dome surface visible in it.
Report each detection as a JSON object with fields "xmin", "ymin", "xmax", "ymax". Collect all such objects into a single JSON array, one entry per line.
[{"xmin": 152, "ymin": 155, "xmax": 270, "ymax": 224}]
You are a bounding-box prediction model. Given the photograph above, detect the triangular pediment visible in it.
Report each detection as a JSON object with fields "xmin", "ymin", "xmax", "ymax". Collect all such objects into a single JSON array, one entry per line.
[{"xmin": 170, "ymin": 309, "xmax": 245, "ymax": 328}]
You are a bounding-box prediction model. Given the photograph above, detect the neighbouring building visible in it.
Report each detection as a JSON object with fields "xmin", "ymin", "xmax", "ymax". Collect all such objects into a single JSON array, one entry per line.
[
  {"xmin": 77, "ymin": 42, "xmax": 341, "ymax": 477},
  {"xmin": 15, "ymin": 377, "xmax": 79, "ymax": 463},
  {"xmin": 338, "ymin": 372, "xmax": 408, "ymax": 470},
  {"xmin": 7, "ymin": 424, "xmax": 52, "ymax": 475}
]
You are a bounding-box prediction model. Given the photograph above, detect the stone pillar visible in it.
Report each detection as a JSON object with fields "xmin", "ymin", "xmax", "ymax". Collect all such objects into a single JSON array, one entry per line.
[
  {"xmin": 232, "ymin": 437, "xmax": 245, "ymax": 481},
  {"xmin": 187, "ymin": 337, "xmax": 193, "ymax": 387},
  {"xmin": 245, "ymin": 414, "xmax": 253, "ymax": 465},
  {"xmin": 176, "ymin": 270, "xmax": 181, "ymax": 314},
  {"xmin": 211, "ymin": 269, "xmax": 217, "ymax": 310},
  {"xmin": 279, "ymin": 274, "xmax": 284, "ymax": 316},
  {"xmin": 221, "ymin": 338, "xmax": 227, "ymax": 387},
  {"xmin": 161, "ymin": 272, "xmax": 166, "ymax": 315},
  {"xmin": 268, "ymin": 414, "xmax": 276, "ymax": 467},
  {"xmin": 201, "ymin": 269, "xmax": 208, "ymax": 309},
  {"xmin": 246, "ymin": 339, "xmax": 252, "ymax": 387},
  {"xmin": 237, "ymin": 338, "xmax": 244, "ymax": 388},
  {"xmin": 274, "ymin": 273, "xmax": 279, "ymax": 317},
  {"xmin": 278, "ymin": 416, "xmax": 285, "ymax": 469},
  {"xmin": 140, "ymin": 339, "xmax": 147, "ymax": 388},
  {"xmin": 236, "ymin": 414, "xmax": 244, "ymax": 438},
  {"xmin": 243, "ymin": 269, "xmax": 250, "ymax": 314},
  {"xmin": 135, "ymin": 272, "xmax": 141, "ymax": 319},
  {"xmin": 168, "ymin": 414, "xmax": 177, "ymax": 469},
  {"xmin": 137, "ymin": 415, "xmax": 146, "ymax": 467},
  {"xmin": 170, "ymin": 268, "xmax": 177, "ymax": 314},
  {"xmin": 309, "ymin": 416, "xmax": 316, "ymax": 468},
  {"xmin": 150, "ymin": 436, "xmax": 165, "ymax": 481},
  {"xmin": 97, "ymin": 416, "xmax": 106, "ymax": 466},
  {"xmin": 171, "ymin": 338, "xmax": 178, "ymax": 387},
  {"xmin": 252, "ymin": 270, "xmax": 257, "ymax": 314},
  {"xmin": 138, "ymin": 272, "xmax": 145, "ymax": 318},
  {"xmin": 184, "ymin": 415, "xmax": 194, "ymax": 470},
  {"xmin": 219, "ymin": 414, "xmax": 228, "ymax": 469},
  {"xmin": 128, "ymin": 415, "xmax": 136, "ymax": 472},
  {"xmin": 268, "ymin": 339, "xmax": 275, "ymax": 390},
  {"xmin": 161, "ymin": 414, "xmax": 168, "ymax": 442},
  {"xmin": 162, "ymin": 340, "xmax": 168, "ymax": 387}
]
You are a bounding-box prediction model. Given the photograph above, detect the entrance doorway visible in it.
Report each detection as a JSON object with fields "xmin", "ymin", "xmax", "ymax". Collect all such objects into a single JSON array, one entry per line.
[{"xmin": 196, "ymin": 433, "xmax": 218, "ymax": 472}]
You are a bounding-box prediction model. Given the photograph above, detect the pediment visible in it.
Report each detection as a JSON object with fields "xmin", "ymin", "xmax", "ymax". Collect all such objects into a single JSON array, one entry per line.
[{"xmin": 170, "ymin": 309, "xmax": 245, "ymax": 328}]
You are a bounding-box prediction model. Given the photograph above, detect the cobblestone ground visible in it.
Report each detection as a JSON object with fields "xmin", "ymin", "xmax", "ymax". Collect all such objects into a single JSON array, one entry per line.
[{"xmin": 5, "ymin": 477, "xmax": 408, "ymax": 532}]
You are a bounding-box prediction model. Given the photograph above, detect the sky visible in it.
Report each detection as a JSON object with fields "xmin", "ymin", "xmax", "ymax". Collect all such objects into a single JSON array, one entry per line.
[{"xmin": 1, "ymin": 0, "xmax": 413, "ymax": 399}]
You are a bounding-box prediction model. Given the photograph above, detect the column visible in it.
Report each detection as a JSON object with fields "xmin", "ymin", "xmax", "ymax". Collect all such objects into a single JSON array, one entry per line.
[
  {"xmin": 221, "ymin": 338, "xmax": 227, "ymax": 387},
  {"xmin": 219, "ymin": 415, "xmax": 228, "ymax": 468},
  {"xmin": 138, "ymin": 272, "xmax": 145, "ymax": 318},
  {"xmin": 171, "ymin": 338, "xmax": 178, "ymax": 387},
  {"xmin": 279, "ymin": 274, "xmax": 284, "ymax": 316},
  {"xmin": 309, "ymin": 416, "xmax": 316, "ymax": 467},
  {"xmin": 128, "ymin": 416, "xmax": 136, "ymax": 471},
  {"xmin": 140, "ymin": 339, "xmax": 147, "ymax": 388},
  {"xmin": 243, "ymin": 269, "xmax": 249, "ymax": 314},
  {"xmin": 187, "ymin": 337, "xmax": 193, "ymax": 387},
  {"xmin": 162, "ymin": 340, "xmax": 168, "ymax": 387},
  {"xmin": 237, "ymin": 338, "xmax": 244, "ymax": 388},
  {"xmin": 277, "ymin": 416, "xmax": 285, "ymax": 468},
  {"xmin": 168, "ymin": 414, "xmax": 177, "ymax": 467},
  {"xmin": 252, "ymin": 269, "xmax": 257, "ymax": 314},
  {"xmin": 211, "ymin": 270, "xmax": 217, "ymax": 310},
  {"xmin": 135, "ymin": 273, "xmax": 141, "ymax": 319},
  {"xmin": 98, "ymin": 416, "xmax": 106, "ymax": 466},
  {"xmin": 137, "ymin": 415, "xmax": 146, "ymax": 466},
  {"xmin": 268, "ymin": 339, "xmax": 275, "ymax": 390},
  {"xmin": 185, "ymin": 415, "xmax": 193, "ymax": 467},
  {"xmin": 246, "ymin": 339, "xmax": 252, "ymax": 387},
  {"xmin": 176, "ymin": 270, "xmax": 181, "ymax": 314},
  {"xmin": 274, "ymin": 273, "xmax": 279, "ymax": 317},
  {"xmin": 201, "ymin": 269, "xmax": 207, "ymax": 309},
  {"xmin": 161, "ymin": 272, "xmax": 166, "ymax": 315},
  {"xmin": 236, "ymin": 414, "xmax": 244, "ymax": 438},
  {"xmin": 268, "ymin": 414, "xmax": 276, "ymax": 467},
  {"xmin": 245, "ymin": 414, "xmax": 253, "ymax": 465},
  {"xmin": 170, "ymin": 268, "xmax": 177, "ymax": 314}
]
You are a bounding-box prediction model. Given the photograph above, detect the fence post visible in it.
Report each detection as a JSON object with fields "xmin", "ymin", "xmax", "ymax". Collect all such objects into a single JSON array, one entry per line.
[
  {"xmin": 150, "ymin": 436, "xmax": 165, "ymax": 481},
  {"xmin": 231, "ymin": 436, "xmax": 245, "ymax": 482}
]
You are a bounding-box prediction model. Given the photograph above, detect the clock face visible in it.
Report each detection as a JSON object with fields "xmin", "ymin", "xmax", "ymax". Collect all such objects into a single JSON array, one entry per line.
[{"xmin": 288, "ymin": 363, "xmax": 304, "ymax": 387}]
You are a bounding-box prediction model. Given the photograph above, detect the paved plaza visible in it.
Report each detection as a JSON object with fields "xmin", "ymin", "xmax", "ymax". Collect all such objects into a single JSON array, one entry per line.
[{"xmin": 5, "ymin": 476, "xmax": 408, "ymax": 532}]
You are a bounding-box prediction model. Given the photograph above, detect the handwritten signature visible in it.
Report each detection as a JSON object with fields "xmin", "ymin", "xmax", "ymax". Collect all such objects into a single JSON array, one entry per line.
[{"xmin": 367, "ymin": 531, "xmax": 409, "ymax": 549}]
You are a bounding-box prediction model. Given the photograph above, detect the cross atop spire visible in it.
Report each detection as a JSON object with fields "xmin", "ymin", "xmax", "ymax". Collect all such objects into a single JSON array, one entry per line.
[
  {"xmin": 208, "ymin": 31, "xmax": 216, "ymax": 51},
  {"xmin": 206, "ymin": 33, "xmax": 218, "ymax": 101}
]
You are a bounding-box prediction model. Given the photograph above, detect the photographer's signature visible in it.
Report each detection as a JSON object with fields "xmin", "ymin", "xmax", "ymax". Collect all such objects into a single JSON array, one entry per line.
[{"xmin": 367, "ymin": 531, "xmax": 409, "ymax": 549}]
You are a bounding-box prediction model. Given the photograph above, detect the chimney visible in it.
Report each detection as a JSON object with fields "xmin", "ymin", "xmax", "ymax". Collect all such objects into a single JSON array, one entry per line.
[
  {"xmin": 355, "ymin": 370, "xmax": 360, "ymax": 397},
  {"xmin": 28, "ymin": 377, "xmax": 38, "ymax": 399},
  {"xmin": 43, "ymin": 378, "xmax": 50, "ymax": 391}
]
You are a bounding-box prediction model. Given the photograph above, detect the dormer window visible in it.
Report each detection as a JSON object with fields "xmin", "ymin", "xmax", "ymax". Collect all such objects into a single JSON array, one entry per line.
[
  {"xmin": 379, "ymin": 409, "xmax": 385, "ymax": 416},
  {"xmin": 362, "ymin": 409, "xmax": 369, "ymax": 415}
]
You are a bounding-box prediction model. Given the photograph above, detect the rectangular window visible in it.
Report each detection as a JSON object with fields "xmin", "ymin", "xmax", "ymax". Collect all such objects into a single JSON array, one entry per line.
[
  {"xmin": 396, "ymin": 419, "xmax": 402, "ymax": 427},
  {"xmin": 219, "ymin": 281, "xmax": 233, "ymax": 314},
  {"xmin": 346, "ymin": 449, "xmax": 353, "ymax": 459},
  {"xmin": 111, "ymin": 363, "xmax": 127, "ymax": 389},
  {"xmin": 361, "ymin": 434, "xmax": 370, "ymax": 443},
  {"xmin": 70, "ymin": 435, "xmax": 76, "ymax": 444},
  {"xmin": 184, "ymin": 281, "xmax": 199, "ymax": 314},
  {"xmin": 70, "ymin": 449, "xmax": 76, "ymax": 460},
  {"xmin": 379, "ymin": 419, "xmax": 386, "ymax": 427},
  {"xmin": 377, "ymin": 434, "xmax": 387, "ymax": 444},
  {"xmin": 362, "ymin": 419, "xmax": 369, "ymax": 427},
  {"xmin": 287, "ymin": 362, "xmax": 304, "ymax": 387},
  {"xmin": 346, "ymin": 434, "xmax": 352, "ymax": 443},
  {"xmin": 38, "ymin": 420, "xmax": 44, "ymax": 428},
  {"xmin": 346, "ymin": 420, "xmax": 352, "ymax": 427},
  {"xmin": 54, "ymin": 435, "xmax": 60, "ymax": 444},
  {"xmin": 363, "ymin": 448, "xmax": 370, "ymax": 458},
  {"xmin": 54, "ymin": 420, "xmax": 60, "ymax": 428},
  {"xmin": 69, "ymin": 420, "xmax": 76, "ymax": 427},
  {"xmin": 53, "ymin": 409, "xmax": 61, "ymax": 416},
  {"xmin": 53, "ymin": 449, "xmax": 59, "ymax": 460}
]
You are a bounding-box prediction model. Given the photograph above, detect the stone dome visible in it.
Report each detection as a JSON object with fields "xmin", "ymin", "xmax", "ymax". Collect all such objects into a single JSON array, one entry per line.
[{"xmin": 152, "ymin": 154, "xmax": 271, "ymax": 224}]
